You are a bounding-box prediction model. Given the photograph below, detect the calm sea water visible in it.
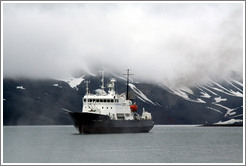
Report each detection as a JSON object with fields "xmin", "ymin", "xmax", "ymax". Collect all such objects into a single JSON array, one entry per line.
[{"xmin": 3, "ymin": 125, "xmax": 243, "ymax": 163}]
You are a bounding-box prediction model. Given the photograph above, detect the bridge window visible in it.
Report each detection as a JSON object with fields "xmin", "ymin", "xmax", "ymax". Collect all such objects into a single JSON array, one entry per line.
[
  {"xmin": 117, "ymin": 113, "xmax": 125, "ymax": 120},
  {"xmin": 85, "ymin": 98, "xmax": 117, "ymax": 103}
]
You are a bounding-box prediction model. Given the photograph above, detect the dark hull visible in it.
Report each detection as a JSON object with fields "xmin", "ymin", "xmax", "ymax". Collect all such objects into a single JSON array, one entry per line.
[{"xmin": 68, "ymin": 112, "xmax": 154, "ymax": 134}]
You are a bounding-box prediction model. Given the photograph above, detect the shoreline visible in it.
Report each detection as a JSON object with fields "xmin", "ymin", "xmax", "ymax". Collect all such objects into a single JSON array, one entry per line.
[{"xmin": 199, "ymin": 124, "xmax": 243, "ymax": 127}]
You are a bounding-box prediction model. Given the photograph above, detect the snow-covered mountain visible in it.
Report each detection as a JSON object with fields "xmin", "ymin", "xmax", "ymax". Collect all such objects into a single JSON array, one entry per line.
[
  {"xmin": 2, "ymin": 73, "xmax": 243, "ymax": 125},
  {"xmin": 164, "ymin": 78, "xmax": 243, "ymax": 124}
]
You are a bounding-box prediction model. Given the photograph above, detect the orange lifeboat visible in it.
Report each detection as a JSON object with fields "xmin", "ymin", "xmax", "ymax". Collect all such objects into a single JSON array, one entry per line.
[{"xmin": 130, "ymin": 103, "xmax": 138, "ymax": 112}]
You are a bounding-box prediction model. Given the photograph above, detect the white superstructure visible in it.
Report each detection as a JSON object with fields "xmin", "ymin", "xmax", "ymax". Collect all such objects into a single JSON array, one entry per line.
[{"xmin": 82, "ymin": 72, "xmax": 152, "ymax": 121}]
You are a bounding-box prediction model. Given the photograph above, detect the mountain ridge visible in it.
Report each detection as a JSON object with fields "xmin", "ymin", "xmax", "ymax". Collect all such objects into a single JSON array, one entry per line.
[{"xmin": 2, "ymin": 73, "xmax": 243, "ymax": 125}]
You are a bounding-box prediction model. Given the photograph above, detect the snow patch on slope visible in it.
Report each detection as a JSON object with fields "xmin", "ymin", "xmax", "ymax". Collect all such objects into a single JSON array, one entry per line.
[
  {"xmin": 207, "ymin": 107, "xmax": 223, "ymax": 114},
  {"xmin": 199, "ymin": 86, "xmax": 218, "ymax": 96},
  {"xmin": 129, "ymin": 83, "xmax": 156, "ymax": 105},
  {"xmin": 214, "ymin": 119, "xmax": 243, "ymax": 125},
  {"xmin": 227, "ymin": 80, "xmax": 243, "ymax": 93},
  {"xmin": 230, "ymin": 79, "xmax": 243, "ymax": 87},
  {"xmin": 179, "ymin": 87, "xmax": 194, "ymax": 95},
  {"xmin": 212, "ymin": 103, "xmax": 237, "ymax": 117},
  {"xmin": 170, "ymin": 87, "xmax": 206, "ymax": 103},
  {"xmin": 231, "ymin": 114, "xmax": 243, "ymax": 119},
  {"xmin": 62, "ymin": 76, "xmax": 85, "ymax": 89},
  {"xmin": 208, "ymin": 81, "xmax": 243, "ymax": 97},
  {"xmin": 230, "ymin": 91, "xmax": 243, "ymax": 97},
  {"xmin": 53, "ymin": 84, "xmax": 63, "ymax": 88},
  {"xmin": 200, "ymin": 91, "xmax": 211, "ymax": 98},
  {"xmin": 16, "ymin": 86, "xmax": 25, "ymax": 90},
  {"xmin": 214, "ymin": 96, "xmax": 227, "ymax": 103}
]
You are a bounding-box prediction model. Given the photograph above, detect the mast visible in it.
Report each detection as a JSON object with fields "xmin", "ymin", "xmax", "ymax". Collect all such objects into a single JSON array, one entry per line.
[
  {"xmin": 85, "ymin": 80, "xmax": 90, "ymax": 94},
  {"xmin": 123, "ymin": 69, "xmax": 133, "ymax": 100},
  {"xmin": 99, "ymin": 71, "xmax": 105, "ymax": 90}
]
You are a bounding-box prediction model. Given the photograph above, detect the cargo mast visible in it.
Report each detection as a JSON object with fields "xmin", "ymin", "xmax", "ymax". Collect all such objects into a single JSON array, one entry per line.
[{"xmin": 124, "ymin": 69, "xmax": 133, "ymax": 100}]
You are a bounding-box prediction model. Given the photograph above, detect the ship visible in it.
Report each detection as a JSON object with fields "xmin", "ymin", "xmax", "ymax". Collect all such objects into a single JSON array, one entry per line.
[{"xmin": 64, "ymin": 69, "xmax": 154, "ymax": 134}]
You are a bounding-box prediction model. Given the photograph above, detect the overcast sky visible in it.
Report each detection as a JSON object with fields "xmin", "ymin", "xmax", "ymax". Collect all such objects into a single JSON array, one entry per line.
[{"xmin": 2, "ymin": 2, "xmax": 244, "ymax": 87}]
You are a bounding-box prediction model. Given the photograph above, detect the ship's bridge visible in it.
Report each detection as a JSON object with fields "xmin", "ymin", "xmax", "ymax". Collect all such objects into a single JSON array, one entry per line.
[
  {"xmin": 83, "ymin": 95, "xmax": 119, "ymax": 103},
  {"xmin": 81, "ymin": 75, "xmax": 134, "ymax": 119},
  {"xmin": 82, "ymin": 77, "xmax": 131, "ymax": 105},
  {"xmin": 82, "ymin": 91, "xmax": 133, "ymax": 116},
  {"xmin": 83, "ymin": 93, "xmax": 131, "ymax": 105}
]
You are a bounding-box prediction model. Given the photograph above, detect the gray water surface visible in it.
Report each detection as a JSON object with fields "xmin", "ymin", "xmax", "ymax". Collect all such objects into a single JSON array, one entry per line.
[{"xmin": 3, "ymin": 125, "xmax": 243, "ymax": 163}]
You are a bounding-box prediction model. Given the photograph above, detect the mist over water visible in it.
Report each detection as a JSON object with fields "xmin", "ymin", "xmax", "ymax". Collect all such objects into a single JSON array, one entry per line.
[{"xmin": 3, "ymin": 2, "xmax": 244, "ymax": 87}]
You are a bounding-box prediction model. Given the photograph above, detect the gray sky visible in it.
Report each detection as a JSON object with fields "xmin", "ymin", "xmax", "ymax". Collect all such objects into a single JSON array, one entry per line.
[{"xmin": 2, "ymin": 2, "xmax": 244, "ymax": 87}]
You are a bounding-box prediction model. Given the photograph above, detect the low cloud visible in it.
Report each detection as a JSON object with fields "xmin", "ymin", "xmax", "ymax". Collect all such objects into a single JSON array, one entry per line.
[{"xmin": 3, "ymin": 2, "xmax": 244, "ymax": 87}]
